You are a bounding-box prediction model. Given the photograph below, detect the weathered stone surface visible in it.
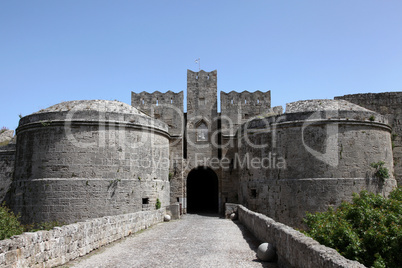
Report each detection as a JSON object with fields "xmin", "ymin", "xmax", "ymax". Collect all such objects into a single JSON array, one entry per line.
[
  {"xmin": 0, "ymin": 129, "xmax": 14, "ymax": 145},
  {"xmin": 225, "ymin": 202, "xmax": 238, "ymax": 218},
  {"xmin": 229, "ymin": 213, "xmax": 237, "ymax": 220},
  {"xmin": 220, "ymin": 90, "xmax": 272, "ymax": 136},
  {"xmin": 168, "ymin": 203, "xmax": 180, "ymax": 220},
  {"xmin": 2, "ymin": 70, "xmax": 400, "ymax": 267},
  {"xmin": 237, "ymin": 204, "xmax": 365, "ymax": 268},
  {"xmin": 286, "ymin": 99, "xmax": 374, "ymax": 113},
  {"xmin": 10, "ymin": 100, "xmax": 170, "ymax": 224},
  {"xmin": 68, "ymin": 214, "xmax": 273, "ymax": 268},
  {"xmin": 336, "ymin": 92, "xmax": 402, "ymax": 185},
  {"xmin": 132, "ymin": 91, "xmax": 185, "ymax": 206},
  {"xmin": 0, "ymin": 144, "xmax": 15, "ymax": 202},
  {"xmin": 35, "ymin": 99, "xmax": 144, "ymax": 115},
  {"xmin": 186, "ymin": 70, "xmax": 219, "ymax": 169},
  {"xmin": 236, "ymin": 103, "xmax": 396, "ymax": 228},
  {"xmin": 0, "ymin": 209, "xmax": 165, "ymax": 268}
]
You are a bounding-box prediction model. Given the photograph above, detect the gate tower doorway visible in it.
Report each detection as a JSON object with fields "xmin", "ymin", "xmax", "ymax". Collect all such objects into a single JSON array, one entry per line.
[{"xmin": 186, "ymin": 167, "xmax": 219, "ymax": 213}]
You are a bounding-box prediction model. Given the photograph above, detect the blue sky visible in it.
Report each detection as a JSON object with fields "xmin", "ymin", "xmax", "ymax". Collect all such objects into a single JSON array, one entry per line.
[{"xmin": 1, "ymin": 1, "xmax": 402, "ymax": 130}]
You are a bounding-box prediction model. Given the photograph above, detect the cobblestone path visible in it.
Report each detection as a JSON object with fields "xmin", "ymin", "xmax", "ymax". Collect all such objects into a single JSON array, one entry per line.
[{"xmin": 67, "ymin": 213, "xmax": 278, "ymax": 268}]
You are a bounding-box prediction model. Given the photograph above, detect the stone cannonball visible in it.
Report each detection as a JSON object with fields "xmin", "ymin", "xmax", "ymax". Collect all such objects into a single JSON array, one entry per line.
[{"xmin": 257, "ymin": 242, "xmax": 276, "ymax": 262}]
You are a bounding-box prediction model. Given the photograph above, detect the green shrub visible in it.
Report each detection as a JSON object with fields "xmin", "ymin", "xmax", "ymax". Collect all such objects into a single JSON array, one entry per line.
[
  {"xmin": 389, "ymin": 186, "xmax": 402, "ymax": 201},
  {"xmin": 155, "ymin": 198, "xmax": 161, "ymax": 209},
  {"xmin": 304, "ymin": 188, "xmax": 402, "ymax": 268},
  {"xmin": 371, "ymin": 161, "xmax": 390, "ymax": 180},
  {"xmin": 0, "ymin": 203, "xmax": 66, "ymax": 240},
  {"xmin": 0, "ymin": 203, "xmax": 24, "ymax": 240}
]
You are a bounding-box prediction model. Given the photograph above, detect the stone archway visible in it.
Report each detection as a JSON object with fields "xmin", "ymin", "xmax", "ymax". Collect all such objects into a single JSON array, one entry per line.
[{"xmin": 186, "ymin": 167, "xmax": 219, "ymax": 213}]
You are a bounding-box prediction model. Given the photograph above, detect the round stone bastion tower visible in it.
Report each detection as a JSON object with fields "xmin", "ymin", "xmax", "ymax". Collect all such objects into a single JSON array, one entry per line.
[
  {"xmin": 10, "ymin": 100, "xmax": 170, "ymax": 224},
  {"xmin": 237, "ymin": 99, "xmax": 397, "ymax": 228}
]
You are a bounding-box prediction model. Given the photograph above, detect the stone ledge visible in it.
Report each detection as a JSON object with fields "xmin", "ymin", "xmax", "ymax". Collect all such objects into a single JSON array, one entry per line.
[
  {"xmin": 234, "ymin": 204, "xmax": 366, "ymax": 268},
  {"xmin": 0, "ymin": 208, "xmax": 166, "ymax": 267}
]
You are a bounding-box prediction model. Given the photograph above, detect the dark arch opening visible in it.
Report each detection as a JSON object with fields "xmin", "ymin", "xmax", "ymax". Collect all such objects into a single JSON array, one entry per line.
[{"xmin": 187, "ymin": 167, "xmax": 219, "ymax": 213}]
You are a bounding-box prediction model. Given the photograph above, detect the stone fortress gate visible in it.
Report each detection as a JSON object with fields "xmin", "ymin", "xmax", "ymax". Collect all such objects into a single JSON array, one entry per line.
[
  {"xmin": 0, "ymin": 69, "xmax": 400, "ymax": 229},
  {"xmin": 132, "ymin": 70, "xmax": 399, "ymax": 228}
]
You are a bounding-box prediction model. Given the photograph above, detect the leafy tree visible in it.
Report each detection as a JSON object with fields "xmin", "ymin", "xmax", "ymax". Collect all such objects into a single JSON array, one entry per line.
[{"xmin": 304, "ymin": 188, "xmax": 402, "ymax": 268}]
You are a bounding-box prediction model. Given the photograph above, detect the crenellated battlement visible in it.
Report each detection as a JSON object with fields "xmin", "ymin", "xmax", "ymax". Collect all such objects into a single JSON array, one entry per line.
[
  {"xmin": 131, "ymin": 90, "xmax": 184, "ymax": 135},
  {"xmin": 221, "ymin": 90, "xmax": 271, "ymax": 108},
  {"xmin": 131, "ymin": 90, "xmax": 183, "ymax": 111},
  {"xmin": 220, "ymin": 90, "xmax": 272, "ymax": 136},
  {"xmin": 187, "ymin": 69, "xmax": 217, "ymax": 86}
]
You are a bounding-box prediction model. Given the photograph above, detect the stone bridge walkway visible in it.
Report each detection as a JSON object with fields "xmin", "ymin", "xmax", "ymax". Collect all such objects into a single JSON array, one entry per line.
[{"xmin": 66, "ymin": 214, "xmax": 278, "ymax": 268}]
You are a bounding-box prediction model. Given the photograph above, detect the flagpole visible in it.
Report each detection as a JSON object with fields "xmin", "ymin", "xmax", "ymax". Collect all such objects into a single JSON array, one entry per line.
[{"xmin": 195, "ymin": 58, "xmax": 200, "ymax": 71}]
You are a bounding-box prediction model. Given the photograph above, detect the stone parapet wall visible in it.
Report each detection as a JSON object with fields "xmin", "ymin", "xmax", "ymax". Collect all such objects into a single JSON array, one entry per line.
[
  {"xmin": 236, "ymin": 205, "xmax": 365, "ymax": 268},
  {"xmin": 0, "ymin": 208, "xmax": 166, "ymax": 268}
]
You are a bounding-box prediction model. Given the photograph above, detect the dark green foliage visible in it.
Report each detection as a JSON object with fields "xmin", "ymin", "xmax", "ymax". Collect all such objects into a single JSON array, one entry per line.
[
  {"xmin": 371, "ymin": 161, "xmax": 390, "ymax": 180},
  {"xmin": 0, "ymin": 203, "xmax": 24, "ymax": 240},
  {"xmin": 389, "ymin": 187, "xmax": 402, "ymax": 201},
  {"xmin": 304, "ymin": 188, "xmax": 402, "ymax": 268},
  {"xmin": 155, "ymin": 198, "xmax": 161, "ymax": 209},
  {"xmin": 1, "ymin": 203, "xmax": 65, "ymax": 240}
]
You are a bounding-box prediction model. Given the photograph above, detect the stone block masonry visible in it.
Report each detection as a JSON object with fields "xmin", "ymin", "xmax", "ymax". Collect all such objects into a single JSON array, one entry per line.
[
  {"xmin": 236, "ymin": 205, "xmax": 365, "ymax": 268},
  {"xmin": 236, "ymin": 99, "xmax": 397, "ymax": 228},
  {"xmin": 131, "ymin": 90, "xmax": 184, "ymax": 136},
  {"xmin": 336, "ymin": 92, "xmax": 402, "ymax": 185},
  {"xmin": 10, "ymin": 100, "xmax": 171, "ymax": 224},
  {"xmin": 131, "ymin": 90, "xmax": 185, "ymax": 207},
  {"xmin": 2, "ymin": 71, "xmax": 399, "ymax": 267},
  {"xmin": 220, "ymin": 90, "xmax": 272, "ymax": 136},
  {"xmin": 0, "ymin": 208, "xmax": 165, "ymax": 268},
  {"xmin": 0, "ymin": 144, "xmax": 15, "ymax": 202}
]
